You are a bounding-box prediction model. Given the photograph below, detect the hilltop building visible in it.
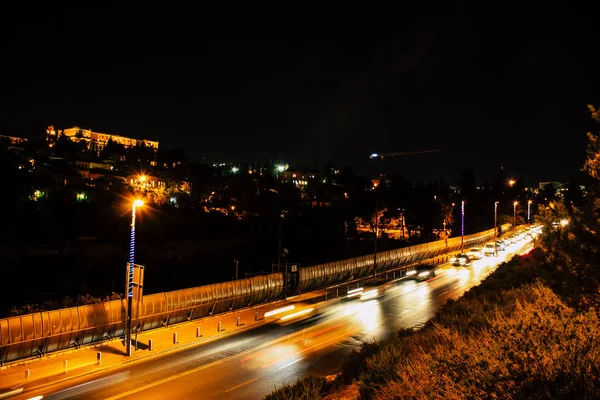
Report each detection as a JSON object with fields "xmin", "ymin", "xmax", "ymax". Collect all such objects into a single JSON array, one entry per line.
[{"xmin": 46, "ymin": 125, "xmax": 158, "ymax": 154}]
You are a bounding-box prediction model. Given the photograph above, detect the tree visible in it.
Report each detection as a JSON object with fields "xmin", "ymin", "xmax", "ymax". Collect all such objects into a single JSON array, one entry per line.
[{"xmin": 583, "ymin": 104, "xmax": 600, "ymax": 180}]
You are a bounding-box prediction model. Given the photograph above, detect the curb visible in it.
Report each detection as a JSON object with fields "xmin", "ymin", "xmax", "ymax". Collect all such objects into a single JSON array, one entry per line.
[
  {"xmin": 9, "ymin": 313, "xmax": 271, "ymax": 394},
  {"xmin": 0, "ymin": 298, "xmax": 288, "ymax": 372}
]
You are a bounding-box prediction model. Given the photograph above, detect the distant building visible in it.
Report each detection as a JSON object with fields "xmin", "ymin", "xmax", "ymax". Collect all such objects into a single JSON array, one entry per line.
[
  {"xmin": 279, "ymin": 171, "xmax": 320, "ymax": 188},
  {"xmin": 0, "ymin": 134, "xmax": 28, "ymax": 147},
  {"xmin": 53, "ymin": 126, "xmax": 159, "ymax": 154},
  {"xmin": 539, "ymin": 181, "xmax": 564, "ymax": 190},
  {"xmin": 75, "ymin": 160, "xmax": 115, "ymax": 180}
]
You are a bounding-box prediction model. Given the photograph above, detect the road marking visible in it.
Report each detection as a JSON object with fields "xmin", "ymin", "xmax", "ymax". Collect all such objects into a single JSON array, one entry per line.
[
  {"xmin": 454, "ymin": 284, "xmax": 463, "ymax": 289},
  {"xmin": 399, "ymin": 309, "xmax": 411, "ymax": 315},
  {"xmin": 104, "ymin": 356, "xmax": 235, "ymax": 399},
  {"xmin": 0, "ymin": 388, "xmax": 23, "ymax": 399},
  {"xmin": 104, "ymin": 326, "xmax": 306, "ymax": 399},
  {"xmin": 420, "ymin": 299, "xmax": 430, "ymax": 304},
  {"xmin": 224, "ymin": 378, "xmax": 258, "ymax": 393},
  {"xmin": 278, "ymin": 358, "xmax": 304, "ymax": 370},
  {"xmin": 260, "ymin": 326, "xmax": 362, "ymax": 369},
  {"xmin": 440, "ymin": 290, "xmax": 448, "ymax": 295},
  {"xmin": 471, "ymin": 278, "xmax": 478, "ymax": 282}
]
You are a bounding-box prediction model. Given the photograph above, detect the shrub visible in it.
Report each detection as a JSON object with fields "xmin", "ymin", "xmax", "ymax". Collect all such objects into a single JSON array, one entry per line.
[
  {"xmin": 264, "ymin": 376, "xmax": 330, "ymax": 400},
  {"xmin": 337, "ymin": 341, "xmax": 382, "ymax": 385}
]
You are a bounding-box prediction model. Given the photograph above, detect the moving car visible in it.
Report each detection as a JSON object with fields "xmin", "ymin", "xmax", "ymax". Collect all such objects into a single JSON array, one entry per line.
[
  {"xmin": 483, "ymin": 243, "xmax": 497, "ymax": 256},
  {"xmin": 407, "ymin": 264, "xmax": 436, "ymax": 281},
  {"xmin": 466, "ymin": 247, "xmax": 483, "ymax": 260},
  {"xmin": 451, "ymin": 254, "xmax": 471, "ymax": 267},
  {"xmin": 344, "ymin": 277, "xmax": 390, "ymax": 301}
]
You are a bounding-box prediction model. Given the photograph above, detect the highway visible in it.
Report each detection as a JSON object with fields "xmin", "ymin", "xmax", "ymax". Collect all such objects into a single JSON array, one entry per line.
[{"xmin": 10, "ymin": 238, "xmax": 534, "ymax": 400}]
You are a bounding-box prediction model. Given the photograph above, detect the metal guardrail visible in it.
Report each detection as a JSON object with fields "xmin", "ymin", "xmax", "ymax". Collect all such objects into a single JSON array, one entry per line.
[{"xmin": 0, "ymin": 223, "xmax": 513, "ymax": 364}]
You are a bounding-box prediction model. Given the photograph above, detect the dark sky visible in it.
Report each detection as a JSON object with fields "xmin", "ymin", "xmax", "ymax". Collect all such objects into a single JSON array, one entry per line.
[{"xmin": 2, "ymin": 5, "xmax": 600, "ymax": 185}]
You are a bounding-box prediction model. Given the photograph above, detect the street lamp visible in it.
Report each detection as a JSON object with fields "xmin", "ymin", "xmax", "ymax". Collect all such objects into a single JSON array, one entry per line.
[
  {"xmin": 125, "ymin": 199, "xmax": 143, "ymax": 356},
  {"xmin": 527, "ymin": 200, "xmax": 532, "ymax": 224},
  {"xmin": 461, "ymin": 200, "xmax": 465, "ymax": 250},
  {"xmin": 494, "ymin": 201, "xmax": 499, "ymax": 253},
  {"xmin": 373, "ymin": 201, "xmax": 380, "ymax": 277},
  {"xmin": 513, "ymin": 201, "xmax": 518, "ymax": 228}
]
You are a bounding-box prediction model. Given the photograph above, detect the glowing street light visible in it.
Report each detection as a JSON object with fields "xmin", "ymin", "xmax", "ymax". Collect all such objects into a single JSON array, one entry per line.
[
  {"xmin": 527, "ymin": 200, "xmax": 532, "ymax": 224},
  {"xmin": 513, "ymin": 201, "xmax": 518, "ymax": 228},
  {"xmin": 560, "ymin": 219, "xmax": 569, "ymax": 227},
  {"xmin": 508, "ymin": 179, "xmax": 515, "ymax": 187},
  {"xmin": 125, "ymin": 199, "xmax": 143, "ymax": 356}
]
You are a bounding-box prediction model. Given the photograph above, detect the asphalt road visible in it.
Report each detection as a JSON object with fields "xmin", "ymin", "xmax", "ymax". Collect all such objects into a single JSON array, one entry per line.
[{"xmin": 13, "ymin": 239, "xmax": 534, "ymax": 400}]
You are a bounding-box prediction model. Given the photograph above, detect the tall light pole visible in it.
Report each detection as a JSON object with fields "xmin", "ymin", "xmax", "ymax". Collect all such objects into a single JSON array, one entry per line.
[
  {"xmin": 461, "ymin": 200, "xmax": 465, "ymax": 250},
  {"xmin": 513, "ymin": 201, "xmax": 518, "ymax": 228},
  {"xmin": 126, "ymin": 199, "xmax": 143, "ymax": 356},
  {"xmin": 527, "ymin": 200, "xmax": 532, "ymax": 224},
  {"xmin": 494, "ymin": 201, "xmax": 499, "ymax": 255},
  {"xmin": 373, "ymin": 201, "xmax": 379, "ymax": 277}
]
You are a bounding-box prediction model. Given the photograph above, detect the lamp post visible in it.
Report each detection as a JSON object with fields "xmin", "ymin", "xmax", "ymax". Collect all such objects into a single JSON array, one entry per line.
[
  {"xmin": 461, "ymin": 200, "xmax": 465, "ymax": 250},
  {"xmin": 527, "ymin": 200, "xmax": 532, "ymax": 224},
  {"xmin": 513, "ymin": 201, "xmax": 518, "ymax": 228},
  {"xmin": 494, "ymin": 201, "xmax": 499, "ymax": 253},
  {"xmin": 125, "ymin": 199, "xmax": 143, "ymax": 357},
  {"xmin": 373, "ymin": 201, "xmax": 379, "ymax": 277}
]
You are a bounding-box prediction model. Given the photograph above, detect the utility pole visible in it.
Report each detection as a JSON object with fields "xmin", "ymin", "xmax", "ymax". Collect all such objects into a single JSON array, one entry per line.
[
  {"xmin": 461, "ymin": 200, "xmax": 465, "ymax": 250},
  {"xmin": 494, "ymin": 201, "xmax": 499, "ymax": 255},
  {"xmin": 373, "ymin": 202, "xmax": 378, "ymax": 277},
  {"xmin": 234, "ymin": 259, "xmax": 239, "ymax": 280}
]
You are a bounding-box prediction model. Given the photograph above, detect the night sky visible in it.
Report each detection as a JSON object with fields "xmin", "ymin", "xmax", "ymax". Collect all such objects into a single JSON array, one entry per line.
[{"xmin": 2, "ymin": 5, "xmax": 600, "ymax": 185}]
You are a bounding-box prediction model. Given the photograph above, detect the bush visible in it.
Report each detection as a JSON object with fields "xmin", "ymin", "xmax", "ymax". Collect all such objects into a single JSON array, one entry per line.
[
  {"xmin": 337, "ymin": 341, "xmax": 382, "ymax": 385},
  {"xmin": 264, "ymin": 376, "xmax": 330, "ymax": 400}
]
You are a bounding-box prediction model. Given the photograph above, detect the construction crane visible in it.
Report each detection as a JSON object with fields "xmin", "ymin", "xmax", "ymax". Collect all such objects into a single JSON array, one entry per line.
[{"xmin": 369, "ymin": 149, "xmax": 442, "ymax": 159}]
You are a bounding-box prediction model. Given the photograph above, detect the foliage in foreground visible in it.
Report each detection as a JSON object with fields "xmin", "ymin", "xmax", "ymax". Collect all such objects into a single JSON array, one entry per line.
[{"xmin": 263, "ymin": 376, "xmax": 330, "ymax": 400}]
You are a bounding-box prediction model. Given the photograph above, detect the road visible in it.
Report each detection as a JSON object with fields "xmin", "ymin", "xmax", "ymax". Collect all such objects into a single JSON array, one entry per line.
[{"xmin": 11, "ymin": 239, "xmax": 534, "ymax": 400}]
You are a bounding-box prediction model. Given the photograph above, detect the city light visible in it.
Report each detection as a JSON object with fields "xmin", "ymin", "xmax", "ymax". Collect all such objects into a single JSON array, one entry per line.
[{"xmin": 508, "ymin": 179, "xmax": 515, "ymax": 187}]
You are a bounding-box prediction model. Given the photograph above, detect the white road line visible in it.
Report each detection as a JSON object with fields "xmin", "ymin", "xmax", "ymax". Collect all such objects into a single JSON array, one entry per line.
[
  {"xmin": 224, "ymin": 378, "xmax": 258, "ymax": 393},
  {"xmin": 278, "ymin": 358, "xmax": 304, "ymax": 370}
]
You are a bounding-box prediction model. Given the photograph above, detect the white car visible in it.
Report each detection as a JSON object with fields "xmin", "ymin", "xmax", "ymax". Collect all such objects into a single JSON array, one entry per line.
[
  {"xmin": 466, "ymin": 247, "xmax": 483, "ymax": 259},
  {"xmin": 483, "ymin": 243, "xmax": 497, "ymax": 256}
]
